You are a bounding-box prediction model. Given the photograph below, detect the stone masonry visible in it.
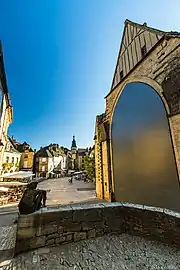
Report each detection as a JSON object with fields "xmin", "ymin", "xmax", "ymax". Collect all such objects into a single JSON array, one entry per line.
[{"xmin": 15, "ymin": 202, "xmax": 180, "ymax": 254}]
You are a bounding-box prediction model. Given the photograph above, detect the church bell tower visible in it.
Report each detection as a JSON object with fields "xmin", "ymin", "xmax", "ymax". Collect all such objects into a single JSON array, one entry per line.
[{"xmin": 71, "ymin": 135, "xmax": 77, "ymax": 170}]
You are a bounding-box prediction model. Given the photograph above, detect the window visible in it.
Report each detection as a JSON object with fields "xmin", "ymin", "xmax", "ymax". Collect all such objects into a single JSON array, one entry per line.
[
  {"xmin": 23, "ymin": 161, "xmax": 28, "ymax": 168},
  {"xmin": 120, "ymin": 70, "xmax": 124, "ymax": 80},
  {"xmin": 24, "ymin": 154, "xmax": 28, "ymax": 159},
  {"xmin": 16, "ymin": 158, "xmax": 18, "ymax": 163},
  {"xmin": 42, "ymin": 158, "xmax": 47, "ymax": 162},
  {"xmin": 6, "ymin": 156, "xmax": 9, "ymax": 163},
  {"xmin": 12, "ymin": 157, "xmax": 14, "ymax": 163},
  {"xmin": 141, "ymin": 45, "xmax": 147, "ymax": 57},
  {"xmin": 42, "ymin": 166, "xmax": 46, "ymax": 172}
]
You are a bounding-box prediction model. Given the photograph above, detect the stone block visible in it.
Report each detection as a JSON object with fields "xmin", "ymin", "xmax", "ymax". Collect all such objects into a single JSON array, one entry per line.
[
  {"xmin": 17, "ymin": 227, "xmax": 35, "ymax": 239},
  {"xmin": 64, "ymin": 233, "xmax": 73, "ymax": 242},
  {"xmin": 46, "ymin": 238, "xmax": 55, "ymax": 246},
  {"xmin": 87, "ymin": 229, "xmax": 96, "ymax": 239},
  {"xmin": 81, "ymin": 222, "xmax": 94, "ymax": 231},
  {"xmin": 29, "ymin": 236, "xmax": 46, "ymax": 249},
  {"xmin": 36, "ymin": 222, "xmax": 57, "ymax": 236},
  {"xmin": 106, "ymin": 217, "xmax": 123, "ymax": 232},
  {"xmin": 95, "ymin": 229, "xmax": 104, "ymax": 237},
  {"xmin": 15, "ymin": 239, "xmax": 31, "ymax": 254},
  {"xmin": 56, "ymin": 235, "xmax": 66, "ymax": 244},
  {"xmin": 40, "ymin": 207, "xmax": 72, "ymax": 225},
  {"xmin": 73, "ymin": 208, "xmax": 102, "ymax": 222},
  {"xmin": 103, "ymin": 205, "xmax": 123, "ymax": 219},
  {"xmin": 18, "ymin": 216, "xmax": 35, "ymax": 228},
  {"xmin": 63, "ymin": 221, "xmax": 81, "ymax": 232},
  {"xmin": 46, "ymin": 233, "xmax": 59, "ymax": 240},
  {"xmin": 93, "ymin": 220, "xmax": 105, "ymax": 229},
  {"xmin": 58, "ymin": 225, "xmax": 64, "ymax": 234},
  {"xmin": 74, "ymin": 232, "xmax": 87, "ymax": 242}
]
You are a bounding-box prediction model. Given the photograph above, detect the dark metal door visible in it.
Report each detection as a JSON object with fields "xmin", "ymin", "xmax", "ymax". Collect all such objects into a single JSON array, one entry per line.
[{"xmin": 112, "ymin": 82, "xmax": 180, "ymax": 212}]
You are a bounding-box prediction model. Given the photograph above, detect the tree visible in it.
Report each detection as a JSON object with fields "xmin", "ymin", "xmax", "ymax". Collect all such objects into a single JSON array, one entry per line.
[{"xmin": 84, "ymin": 153, "xmax": 95, "ymax": 181}]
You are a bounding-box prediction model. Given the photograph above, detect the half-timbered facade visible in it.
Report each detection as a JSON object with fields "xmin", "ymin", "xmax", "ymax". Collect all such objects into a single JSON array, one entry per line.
[{"xmin": 95, "ymin": 20, "xmax": 180, "ymax": 212}]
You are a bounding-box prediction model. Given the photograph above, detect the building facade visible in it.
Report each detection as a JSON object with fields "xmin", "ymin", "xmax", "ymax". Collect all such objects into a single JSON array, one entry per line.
[
  {"xmin": 77, "ymin": 148, "xmax": 88, "ymax": 171},
  {"xmin": 35, "ymin": 144, "xmax": 68, "ymax": 178},
  {"xmin": 35, "ymin": 147, "xmax": 53, "ymax": 178},
  {"xmin": 95, "ymin": 20, "xmax": 180, "ymax": 212},
  {"xmin": 71, "ymin": 136, "xmax": 77, "ymax": 170},
  {"xmin": 2, "ymin": 136, "xmax": 21, "ymax": 174},
  {"xmin": 70, "ymin": 136, "xmax": 88, "ymax": 171},
  {"xmin": 0, "ymin": 42, "xmax": 13, "ymax": 176},
  {"xmin": 12, "ymin": 140, "xmax": 34, "ymax": 171}
]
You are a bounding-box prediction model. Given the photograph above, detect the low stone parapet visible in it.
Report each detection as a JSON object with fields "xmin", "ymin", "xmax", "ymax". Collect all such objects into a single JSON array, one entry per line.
[{"xmin": 15, "ymin": 202, "xmax": 180, "ymax": 254}]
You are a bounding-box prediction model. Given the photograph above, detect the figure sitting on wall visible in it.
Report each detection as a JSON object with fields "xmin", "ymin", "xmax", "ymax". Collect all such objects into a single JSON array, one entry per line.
[{"xmin": 18, "ymin": 182, "xmax": 50, "ymax": 215}]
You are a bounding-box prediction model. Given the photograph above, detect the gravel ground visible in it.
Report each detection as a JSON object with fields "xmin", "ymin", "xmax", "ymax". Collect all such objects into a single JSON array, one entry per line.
[{"xmin": 10, "ymin": 234, "xmax": 180, "ymax": 270}]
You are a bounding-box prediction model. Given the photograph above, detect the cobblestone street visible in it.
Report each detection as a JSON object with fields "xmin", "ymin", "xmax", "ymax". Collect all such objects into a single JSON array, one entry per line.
[
  {"xmin": 11, "ymin": 234, "xmax": 180, "ymax": 270},
  {"xmin": 38, "ymin": 177, "xmax": 97, "ymax": 206}
]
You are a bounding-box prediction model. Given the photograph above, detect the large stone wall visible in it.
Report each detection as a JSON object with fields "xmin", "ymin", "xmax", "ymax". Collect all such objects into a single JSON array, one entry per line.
[{"xmin": 15, "ymin": 203, "xmax": 180, "ymax": 254}]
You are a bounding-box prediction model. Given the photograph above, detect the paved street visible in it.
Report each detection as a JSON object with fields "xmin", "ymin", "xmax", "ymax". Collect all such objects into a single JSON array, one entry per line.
[
  {"xmin": 38, "ymin": 177, "xmax": 98, "ymax": 206},
  {"xmin": 11, "ymin": 234, "xmax": 180, "ymax": 270},
  {"xmin": 0, "ymin": 177, "xmax": 103, "ymax": 216}
]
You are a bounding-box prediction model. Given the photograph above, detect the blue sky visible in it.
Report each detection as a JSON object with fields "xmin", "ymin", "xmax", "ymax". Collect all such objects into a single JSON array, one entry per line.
[{"xmin": 1, "ymin": 0, "xmax": 180, "ymax": 150}]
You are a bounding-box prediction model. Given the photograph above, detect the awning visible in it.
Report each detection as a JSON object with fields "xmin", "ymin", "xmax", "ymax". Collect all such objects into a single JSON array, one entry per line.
[{"xmin": 1, "ymin": 171, "xmax": 35, "ymax": 179}]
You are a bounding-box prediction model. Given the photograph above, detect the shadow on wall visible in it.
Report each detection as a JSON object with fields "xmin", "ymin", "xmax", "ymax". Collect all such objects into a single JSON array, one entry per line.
[{"xmin": 112, "ymin": 82, "xmax": 180, "ymax": 212}]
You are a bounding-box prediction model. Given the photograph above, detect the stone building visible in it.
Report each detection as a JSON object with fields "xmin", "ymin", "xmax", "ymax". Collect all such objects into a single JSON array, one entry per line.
[
  {"xmin": 71, "ymin": 136, "xmax": 77, "ymax": 170},
  {"xmin": 0, "ymin": 42, "xmax": 13, "ymax": 175},
  {"xmin": 2, "ymin": 136, "xmax": 21, "ymax": 174},
  {"xmin": 77, "ymin": 148, "xmax": 88, "ymax": 171},
  {"xmin": 95, "ymin": 19, "xmax": 180, "ymax": 212},
  {"xmin": 35, "ymin": 144, "xmax": 67, "ymax": 178},
  {"xmin": 70, "ymin": 136, "xmax": 88, "ymax": 171},
  {"xmin": 12, "ymin": 140, "xmax": 34, "ymax": 171}
]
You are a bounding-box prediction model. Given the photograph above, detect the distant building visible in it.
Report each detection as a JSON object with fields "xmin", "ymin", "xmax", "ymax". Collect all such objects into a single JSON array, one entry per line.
[
  {"xmin": 0, "ymin": 43, "xmax": 13, "ymax": 175},
  {"xmin": 35, "ymin": 144, "xmax": 68, "ymax": 178},
  {"xmin": 70, "ymin": 136, "xmax": 88, "ymax": 171},
  {"xmin": 88, "ymin": 146, "xmax": 95, "ymax": 158},
  {"xmin": 71, "ymin": 135, "xmax": 77, "ymax": 170},
  {"xmin": 35, "ymin": 147, "xmax": 53, "ymax": 178},
  {"xmin": 12, "ymin": 140, "xmax": 34, "ymax": 171},
  {"xmin": 2, "ymin": 136, "xmax": 21, "ymax": 174},
  {"xmin": 77, "ymin": 148, "xmax": 88, "ymax": 171}
]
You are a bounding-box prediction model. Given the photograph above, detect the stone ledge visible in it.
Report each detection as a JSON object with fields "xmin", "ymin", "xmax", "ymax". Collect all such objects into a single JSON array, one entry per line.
[{"xmin": 15, "ymin": 203, "xmax": 180, "ymax": 254}]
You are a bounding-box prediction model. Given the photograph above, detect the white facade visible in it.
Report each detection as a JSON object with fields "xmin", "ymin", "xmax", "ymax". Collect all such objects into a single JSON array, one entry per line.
[
  {"xmin": 51, "ymin": 155, "xmax": 67, "ymax": 172},
  {"xmin": 2, "ymin": 137, "xmax": 21, "ymax": 174},
  {"xmin": 47, "ymin": 157, "xmax": 54, "ymax": 173}
]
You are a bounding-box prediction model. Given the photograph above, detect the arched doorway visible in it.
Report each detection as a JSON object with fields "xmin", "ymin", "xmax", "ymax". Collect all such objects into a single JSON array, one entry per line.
[{"xmin": 112, "ymin": 82, "xmax": 180, "ymax": 212}]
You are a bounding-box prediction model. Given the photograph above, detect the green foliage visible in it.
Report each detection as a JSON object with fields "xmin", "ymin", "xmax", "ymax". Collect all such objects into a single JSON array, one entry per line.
[
  {"xmin": 2, "ymin": 163, "xmax": 14, "ymax": 170},
  {"xmin": 84, "ymin": 153, "xmax": 95, "ymax": 180},
  {"xmin": 15, "ymin": 162, "xmax": 19, "ymax": 167},
  {"xmin": 2, "ymin": 163, "xmax": 8, "ymax": 170}
]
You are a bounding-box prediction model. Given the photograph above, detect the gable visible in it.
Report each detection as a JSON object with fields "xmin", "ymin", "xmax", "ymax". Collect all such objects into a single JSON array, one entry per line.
[{"xmin": 111, "ymin": 20, "xmax": 165, "ymax": 90}]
